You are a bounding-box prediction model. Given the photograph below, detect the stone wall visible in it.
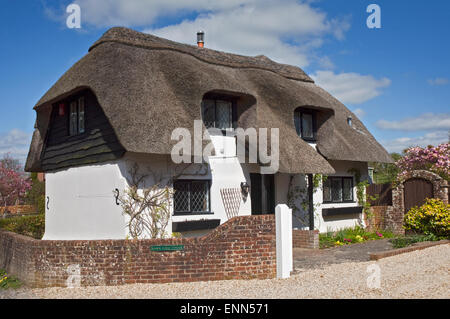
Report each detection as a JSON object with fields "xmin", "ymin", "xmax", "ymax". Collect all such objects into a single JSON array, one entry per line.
[{"xmin": 0, "ymin": 215, "xmax": 276, "ymax": 288}]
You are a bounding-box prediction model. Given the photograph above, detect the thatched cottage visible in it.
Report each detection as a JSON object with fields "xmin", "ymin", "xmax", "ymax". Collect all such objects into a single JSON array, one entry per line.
[{"xmin": 25, "ymin": 27, "xmax": 393, "ymax": 240}]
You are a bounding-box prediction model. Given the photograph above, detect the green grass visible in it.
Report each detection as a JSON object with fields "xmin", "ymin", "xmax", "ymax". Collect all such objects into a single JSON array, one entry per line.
[
  {"xmin": 319, "ymin": 226, "xmax": 396, "ymax": 249},
  {"xmin": 0, "ymin": 269, "xmax": 22, "ymax": 290}
]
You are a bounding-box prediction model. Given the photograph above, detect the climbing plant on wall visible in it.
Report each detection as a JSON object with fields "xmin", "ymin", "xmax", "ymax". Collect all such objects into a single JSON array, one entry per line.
[
  {"xmin": 347, "ymin": 168, "xmax": 373, "ymax": 220},
  {"xmin": 287, "ymin": 174, "xmax": 325, "ymax": 230}
]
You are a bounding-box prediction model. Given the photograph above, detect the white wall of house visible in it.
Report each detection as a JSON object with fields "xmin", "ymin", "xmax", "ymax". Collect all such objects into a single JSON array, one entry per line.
[
  {"xmin": 43, "ymin": 162, "xmax": 127, "ymax": 240},
  {"xmin": 43, "ymin": 130, "xmax": 370, "ymax": 239},
  {"xmin": 316, "ymin": 160, "xmax": 368, "ymax": 233},
  {"xmin": 43, "ymin": 137, "xmax": 253, "ymax": 239}
]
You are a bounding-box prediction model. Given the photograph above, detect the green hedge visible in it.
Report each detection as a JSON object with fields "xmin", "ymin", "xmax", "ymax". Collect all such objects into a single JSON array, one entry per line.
[{"xmin": 0, "ymin": 214, "xmax": 45, "ymax": 239}]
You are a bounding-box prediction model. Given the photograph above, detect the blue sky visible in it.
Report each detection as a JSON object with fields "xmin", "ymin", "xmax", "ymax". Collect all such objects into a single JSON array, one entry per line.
[{"xmin": 0, "ymin": 0, "xmax": 449, "ymax": 163}]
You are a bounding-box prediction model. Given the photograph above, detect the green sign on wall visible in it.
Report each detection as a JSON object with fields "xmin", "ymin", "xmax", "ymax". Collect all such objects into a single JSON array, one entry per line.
[{"xmin": 150, "ymin": 245, "xmax": 185, "ymax": 252}]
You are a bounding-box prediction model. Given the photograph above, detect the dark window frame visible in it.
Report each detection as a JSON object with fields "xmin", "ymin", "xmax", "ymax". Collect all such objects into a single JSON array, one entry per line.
[
  {"xmin": 173, "ymin": 179, "xmax": 212, "ymax": 216},
  {"xmin": 323, "ymin": 176, "xmax": 354, "ymax": 203},
  {"xmin": 294, "ymin": 108, "xmax": 317, "ymax": 142},
  {"xmin": 201, "ymin": 94, "xmax": 238, "ymax": 134}
]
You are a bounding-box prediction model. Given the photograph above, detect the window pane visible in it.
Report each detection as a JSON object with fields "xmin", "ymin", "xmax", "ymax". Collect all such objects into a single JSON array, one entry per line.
[
  {"xmin": 323, "ymin": 178, "xmax": 331, "ymax": 202},
  {"xmin": 301, "ymin": 113, "xmax": 314, "ymax": 139},
  {"xmin": 69, "ymin": 102, "xmax": 78, "ymax": 136},
  {"xmin": 216, "ymin": 100, "xmax": 232, "ymax": 130},
  {"xmin": 174, "ymin": 181, "xmax": 190, "ymax": 212},
  {"xmin": 294, "ymin": 111, "xmax": 301, "ymax": 136},
  {"xmin": 331, "ymin": 178, "xmax": 343, "ymax": 202},
  {"xmin": 191, "ymin": 181, "xmax": 209, "ymax": 212},
  {"xmin": 343, "ymin": 178, "xmax": 353, "ymax": 201},
  {"xmin": 78, "ymin": 97, "xmax": 85, "ymax": 134},
  {"xmin": 202, "ymin": 99, "xmax": 215, "ymax": 128}
]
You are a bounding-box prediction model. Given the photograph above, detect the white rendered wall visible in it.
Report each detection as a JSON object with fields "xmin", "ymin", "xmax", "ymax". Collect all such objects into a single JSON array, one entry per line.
[
  {"xmin": 120, "ymin": 148, "xmax": 251, "ymax": 237},
  {"xmin": 43, "ymin": 162, "xmax": 127, "ymax": 240},
  {"xmin": 316, "ymin": 160, "xmax": 368, "ymax": 233}
]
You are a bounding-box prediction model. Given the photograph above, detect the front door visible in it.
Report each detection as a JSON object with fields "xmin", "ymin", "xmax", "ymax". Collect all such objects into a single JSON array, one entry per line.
[{"xmin": 250, "ymin": 173, "xmax": 275, "ymax": 215}]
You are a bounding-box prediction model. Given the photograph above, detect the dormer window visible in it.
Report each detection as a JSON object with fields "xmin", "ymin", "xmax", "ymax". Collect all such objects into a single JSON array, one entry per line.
[
  {"xmin": 202, "ymin": 95, "xmax": 237, "ymax": 132},
  {"xmin": 294, "ymin": 108, "xmax": 317, "ymax": 142},
  {"xmin": 69, "ymin": 96, "xmax": 85, "ymax": 136}
]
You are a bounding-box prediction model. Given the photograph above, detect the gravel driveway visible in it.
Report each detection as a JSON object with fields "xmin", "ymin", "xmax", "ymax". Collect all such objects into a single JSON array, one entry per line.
[
  {"xmin": 1, "ymin": 244, "xmax": 449, "ymax": 299},
  {"xmin": 293, "ymin": 238, "xmax": 394, "ymax": 270}
]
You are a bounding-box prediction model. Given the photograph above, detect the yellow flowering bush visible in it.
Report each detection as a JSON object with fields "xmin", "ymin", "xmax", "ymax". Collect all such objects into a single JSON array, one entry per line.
[{"xmin": 404, "ymin": 198, "xmax": 450, "ymax": 238}]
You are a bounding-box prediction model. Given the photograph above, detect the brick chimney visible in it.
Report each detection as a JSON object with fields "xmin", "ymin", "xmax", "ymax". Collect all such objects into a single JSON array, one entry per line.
[{"xmin": 197, "ymin": 31, "xmax": 204, "ymax": 48}]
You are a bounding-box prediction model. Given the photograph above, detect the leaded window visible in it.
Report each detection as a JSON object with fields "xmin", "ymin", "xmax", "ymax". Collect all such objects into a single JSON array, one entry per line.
[
  {"xmin": 174, "ymin": 180, "xmax": 210, "ymax": 214},
  {"xmin": 68, "ymin": 96, "xmax": 86, "ymax": 136},
  {"xmin": 201, "ymin": 98, "xmax": 234, "ymax": 131},
  {"xmin": 323, "ymin": 177, "xmax": 354, "ymax": 203}
]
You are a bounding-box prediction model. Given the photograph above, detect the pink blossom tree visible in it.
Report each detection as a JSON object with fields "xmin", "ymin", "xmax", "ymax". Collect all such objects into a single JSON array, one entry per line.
[
  {"xmin": 396, "ymin": 143, "xmax": 450, "ymax": 181},
  {"xmin": 0, "ymin": 154, "xmax": 31, "ymax": 208}
]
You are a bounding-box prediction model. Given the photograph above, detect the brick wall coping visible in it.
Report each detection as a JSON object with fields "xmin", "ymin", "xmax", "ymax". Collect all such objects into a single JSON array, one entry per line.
[{"xmin": 370, "ymin": 240, "xmax": 449, "ymax": 261}]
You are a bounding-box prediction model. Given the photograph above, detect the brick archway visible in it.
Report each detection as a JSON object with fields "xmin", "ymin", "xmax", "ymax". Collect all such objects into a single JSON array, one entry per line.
[{"xmin": 387, "ymin": 170, "xmax": 448, "ymax": 234}]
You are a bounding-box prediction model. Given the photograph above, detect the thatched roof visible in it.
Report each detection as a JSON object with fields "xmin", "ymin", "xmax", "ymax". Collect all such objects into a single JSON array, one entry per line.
[{"xmin": 26, "ymin": 27, "xmax": 393, "ymax": 173}]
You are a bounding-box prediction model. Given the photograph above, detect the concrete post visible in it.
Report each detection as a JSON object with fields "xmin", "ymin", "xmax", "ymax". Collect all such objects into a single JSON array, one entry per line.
[{"xmin": 276, "ymin": 204, "xmax": 293, "ymax": 279}]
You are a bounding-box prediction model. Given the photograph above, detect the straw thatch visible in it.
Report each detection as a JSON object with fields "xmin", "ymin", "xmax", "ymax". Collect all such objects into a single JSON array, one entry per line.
[{"xmin": 25, "ymin": 27, "xmax": 392, "ymax": 173}]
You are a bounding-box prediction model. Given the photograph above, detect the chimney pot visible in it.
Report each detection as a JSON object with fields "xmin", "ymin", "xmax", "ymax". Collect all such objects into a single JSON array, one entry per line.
[{"xmin": 197, "ymin": 31, "xmax": 204, "ymax": 48}]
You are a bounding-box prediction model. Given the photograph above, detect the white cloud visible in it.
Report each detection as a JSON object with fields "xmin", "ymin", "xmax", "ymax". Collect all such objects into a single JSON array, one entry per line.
[
  {"xmin": 381, "ymin": 131, "xmax": 449, "ymax": 153},
  {"xmin": 428, "ymin": 77, "xmax": 449, "ymax": 86},
  {"xmin": 310, "ymin": 70, "xmax": 391, "ymax": 104},
  {"xmin": 376, "ymin": 113, "xmax": 450, "ymax": 131},
  {"xmin": 352, "ymin": 108, "xmax": 365, "ymax": 118},
  {"xmin": 145, "ymin": 1, "xmax": 350, "ymax": 67},
  {"xmin": 63, "ymin": 0, "xmax": 350, "ymax": 68},
  {"xmin": 0, "ymin": 129, "xmax": 32, "ymax": 164},
  {"xmin": 73, "ymin": 0, "xmax": 260, "ymax": 27}
]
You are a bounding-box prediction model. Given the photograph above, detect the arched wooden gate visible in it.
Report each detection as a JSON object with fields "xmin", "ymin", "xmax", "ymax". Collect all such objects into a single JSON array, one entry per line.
[{"xmin": 403, "ymin": 178, "xmax": 433, "ymax": 213}]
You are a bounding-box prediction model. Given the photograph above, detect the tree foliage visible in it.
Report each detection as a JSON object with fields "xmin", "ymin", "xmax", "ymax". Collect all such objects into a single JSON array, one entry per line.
[
  {"xmin": 0, "ymin": 154, "xmax": 31, "ymax": 207},
  {"xmin": 396, "ymin": 143, "xmax": 449, "ymax": 181},
  {"xmin": 370, "ymin": 152, "xmax": 402, "ymax": 184},
  {"xmin": 25, "ymin": 172, "xmax": 45, "ymax": 214}
]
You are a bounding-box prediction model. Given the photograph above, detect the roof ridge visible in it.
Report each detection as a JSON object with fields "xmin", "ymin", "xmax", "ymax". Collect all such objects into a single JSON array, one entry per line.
[{"xmin": 89, "ymin": 27, "xmax": 314, "ymax": 83}]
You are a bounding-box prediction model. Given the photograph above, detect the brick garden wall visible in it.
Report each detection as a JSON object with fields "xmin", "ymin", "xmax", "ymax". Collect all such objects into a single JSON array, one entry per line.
[
  {"xmin": 365, "ymin": 170, "xmax": 449, "ymax": 235},
  {"xmin": 292, "ymin": 230, "xmax": 319, "ymax": 249},
  {"xmin": 0, "ymin": 215, "xmax": 276, "ymax": 288}
]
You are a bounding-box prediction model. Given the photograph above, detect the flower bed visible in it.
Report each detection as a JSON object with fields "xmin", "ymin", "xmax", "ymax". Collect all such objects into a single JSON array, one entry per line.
[{"xmin": 319, "ymin": 226, "xmax": 395, "ymax": 249}]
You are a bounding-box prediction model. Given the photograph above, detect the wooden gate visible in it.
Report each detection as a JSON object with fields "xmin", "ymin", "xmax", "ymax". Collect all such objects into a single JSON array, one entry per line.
[{"xmin": 403, "ymin": 178, "xmax": 433, "ymax": 213}]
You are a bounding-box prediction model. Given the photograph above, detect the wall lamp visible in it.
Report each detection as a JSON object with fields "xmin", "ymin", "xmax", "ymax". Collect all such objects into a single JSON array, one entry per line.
[{"xmin": 240, "ymin": 182, "xmax": 250, "ymax": 196}]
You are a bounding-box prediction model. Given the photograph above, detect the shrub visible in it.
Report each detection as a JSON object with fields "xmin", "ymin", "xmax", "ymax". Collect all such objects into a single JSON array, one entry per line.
[
  {"xmin": 404, "ymin": 198, "xmax": 450, "ymax": 238},
  {"xmin": 0, "ymin": 214, "xmax": 45, "ymax": 239},
  {"xmin": 390, "ymin": 234, "xmax": 439, "ymax": 249},
  {"xmin": 25, "ymin": 172, "xmax": 45, "ymax": 215},
  {"xmin": 0, "ymin": 269, "xmax": 22, "ymax": 289}
]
